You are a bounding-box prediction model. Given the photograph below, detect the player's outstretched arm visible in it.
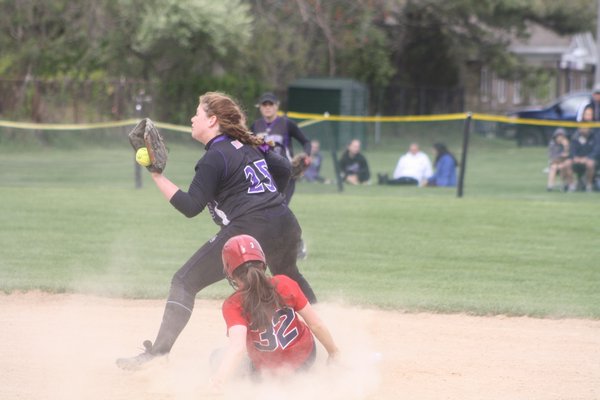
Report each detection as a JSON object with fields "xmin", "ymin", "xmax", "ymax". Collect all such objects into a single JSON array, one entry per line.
[
  {"xmin": 208, "ymin": 325, "xmax": 248, "ymax": 392},
  {"xmin": 151, "ymin": 172, "xmax": 180, "ymax": 201},
  {"xmin": 287, "ymin": 119, "xmax": 311, "ymax": 155},
  {"xmin": 298, "ymin": 304, "xmax": 340, "ymax": 362}
]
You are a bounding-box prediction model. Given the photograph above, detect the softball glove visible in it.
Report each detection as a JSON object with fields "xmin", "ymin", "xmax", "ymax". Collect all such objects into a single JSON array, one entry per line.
[
  {"xmin": 290, "ymin": 152, "xmax": 310, "ymax": 180},
  {"xmin": 128, "ymin": 118, "xmax": 168, "ymax": 173}
]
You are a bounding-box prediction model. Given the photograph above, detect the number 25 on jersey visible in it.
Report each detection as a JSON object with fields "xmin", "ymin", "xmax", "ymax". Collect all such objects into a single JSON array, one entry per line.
[{"xmin": 244, "ymin": 159, "xmax": 277, "ymax": 194}]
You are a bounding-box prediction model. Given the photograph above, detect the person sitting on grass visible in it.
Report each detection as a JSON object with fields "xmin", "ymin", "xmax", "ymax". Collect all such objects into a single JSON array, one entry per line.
[
  {"xmin": 424, "ymin": 143, "xmax": 457, "ymax": 187},
  {"xmin": 338, "ymin": 139, "xmax": 370, "ymax": 185},
  {"xmin": 378, "ymin": 143, "xmax": 432, "ymax": 186},
  {"xmin": 564, "ymin": 106, "xmax": 600, "ymax": 192},
  {"xmin": 546, "ymin": 128, "xmax": 570, "ymax": 191},
  {"xmin": 303, "ymin": 140, "xmax": 328, "ymax": 183}
]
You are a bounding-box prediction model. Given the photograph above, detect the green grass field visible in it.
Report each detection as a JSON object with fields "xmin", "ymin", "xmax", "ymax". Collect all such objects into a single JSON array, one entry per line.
[{"xmin": 1, "ymin": 127, "xmax": 599, "ymax": 319}]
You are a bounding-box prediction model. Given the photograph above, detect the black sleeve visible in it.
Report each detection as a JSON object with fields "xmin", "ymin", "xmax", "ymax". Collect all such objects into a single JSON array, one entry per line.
[
  {"xmin": 287, "ymin": 119, "xmax": 311, "ymax": 155},
  {"xmin": 265, "ymin": 150, "xmax": 291, "ymax": 193},
  {"xmin": 169, "ymin": 153, "xmax": 223, "ymax": 218},
  {"xmin": 250, "ymin": 121, "xmax": 257, "ymax": 134},
  {"xmin": 169, "ymin": 190, "xmax": 202, "ymax": 218},
  {"xmin": 359, "ymin": 154, "xmax": 371, "ymax": 182}
]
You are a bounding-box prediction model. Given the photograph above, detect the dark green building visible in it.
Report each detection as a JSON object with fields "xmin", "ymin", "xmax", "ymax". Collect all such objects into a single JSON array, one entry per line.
[{"xmin": 287, "ymin": 77, "xmax": 368, "ymax": 151}]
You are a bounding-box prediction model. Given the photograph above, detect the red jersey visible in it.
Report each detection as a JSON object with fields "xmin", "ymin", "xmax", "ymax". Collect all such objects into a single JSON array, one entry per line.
[{"xmin": 222, "ymin": 275, "xmax": 315, "ymax": 371}]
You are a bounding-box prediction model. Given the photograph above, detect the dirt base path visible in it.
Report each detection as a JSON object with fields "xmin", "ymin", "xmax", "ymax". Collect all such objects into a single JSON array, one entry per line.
[{"xmin": 1, "ymin": 292, "xmax": 599, "ymax": 400}]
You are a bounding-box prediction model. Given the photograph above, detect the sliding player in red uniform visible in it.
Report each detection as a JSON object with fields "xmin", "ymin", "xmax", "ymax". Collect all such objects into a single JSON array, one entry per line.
[{"xmin": 209, "ymin": 234, "xmax": 339, "ymax": 391}]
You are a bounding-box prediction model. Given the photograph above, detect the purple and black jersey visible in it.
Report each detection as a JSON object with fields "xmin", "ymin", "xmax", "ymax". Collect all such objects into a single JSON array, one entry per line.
[
  {"xmin": 170, "ymin": 134, "xmax": 291, "ymax": 227},
  {"xmin": 251, "ymin": 116, "xmax": 311, "ymax": 159}
]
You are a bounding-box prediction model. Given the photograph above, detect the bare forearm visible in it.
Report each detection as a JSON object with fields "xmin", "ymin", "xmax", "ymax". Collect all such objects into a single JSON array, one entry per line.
[
  {"xmin": 310, "ymin": 322, "xmax": 339, "ymax": 357},
  {"xmin": 299, "ymin": 304, "xmax": 339, "ymax": 358},
  {"xmin": 208, "ymin": 325, "xmax": 248, "ymax": 391},
  {"xmin": 151, "ymin": 172, "xmax": 179, "ymax": 201},
  {"xmin": 211, "ymin": 346, "xmax": 246, "ymax": 387}
]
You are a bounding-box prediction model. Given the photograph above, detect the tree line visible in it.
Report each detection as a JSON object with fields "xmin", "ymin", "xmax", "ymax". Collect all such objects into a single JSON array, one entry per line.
[{"xmin": 0, "ymin": 0, "xmax": 595, "ymax": 123}]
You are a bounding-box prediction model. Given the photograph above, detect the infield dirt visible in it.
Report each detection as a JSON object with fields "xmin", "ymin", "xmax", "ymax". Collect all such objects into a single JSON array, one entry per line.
[{"xmin": 1, "ymin": 292, "xmax": 599, "ymax": 399}]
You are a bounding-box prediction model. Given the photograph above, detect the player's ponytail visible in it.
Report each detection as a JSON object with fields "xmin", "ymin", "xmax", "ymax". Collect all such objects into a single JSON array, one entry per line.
[
  {"xmin": 233, "ymin": 261, "xmax": 283, "ymax": 330},
  {"xmin": 199, "ymin": 92, "xmax": 264, "ymax": 146}
]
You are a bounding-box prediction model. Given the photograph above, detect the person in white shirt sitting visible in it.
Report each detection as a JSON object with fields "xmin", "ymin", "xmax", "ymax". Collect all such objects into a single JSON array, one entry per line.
[{"xmin": 378, "ymin": 143, "xmax": 433, "ymax": 186}]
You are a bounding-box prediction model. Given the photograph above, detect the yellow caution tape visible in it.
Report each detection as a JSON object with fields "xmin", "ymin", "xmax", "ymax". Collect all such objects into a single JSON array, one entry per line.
[
  {"xmin": 0, "ymin": 118, "xmax": 192, "ymax": 133},
  {"xmin": 153, "ymin": 121, "xmax": 191, "ymax": 133},
  {"xmin": 286, "ymin": 111, "xmax": 468, "ymax": 122},
  {"xmin": 470, "ymin": 113, "xmax": 600, "ymax": 128},
  {"xmin": 287, "ymin": 111, "xmax": 600, "ymax": 128},
  {"xmin": 0, "ymin": 119, "xmax": 140, "ymax": 130},
  {"xmin": 3, "ymin": 111, "xmax": 600, "ymax": 131}
]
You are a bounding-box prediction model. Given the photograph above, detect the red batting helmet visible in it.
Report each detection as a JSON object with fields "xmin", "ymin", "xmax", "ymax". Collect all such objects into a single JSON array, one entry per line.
[{"xmin": 222, "ymin": 234, "xmax": 266, "ymax": 279}]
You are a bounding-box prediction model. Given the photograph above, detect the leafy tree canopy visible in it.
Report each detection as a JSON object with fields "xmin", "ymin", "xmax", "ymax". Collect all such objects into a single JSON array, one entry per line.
[{"xmin": 0, "ymin": 0, "xmax": 596, "ymax": 118}]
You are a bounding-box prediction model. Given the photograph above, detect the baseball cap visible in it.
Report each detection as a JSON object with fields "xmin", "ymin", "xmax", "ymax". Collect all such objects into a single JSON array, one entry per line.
[
  {"xmin": 258, "ymin": 92, "xmax": 278, "ymax": 104},
  {"xmin": 593, "ymin": 84, "xmax": 600, "ymax": 94},
  {"xmin": 552, "ymin": 128, "xmax": 566, "ymax": 138}
]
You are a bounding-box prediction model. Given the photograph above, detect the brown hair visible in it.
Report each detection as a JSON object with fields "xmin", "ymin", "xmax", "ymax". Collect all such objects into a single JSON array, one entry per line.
[
  {"xmin": 233, "ymin": 261, "xmax": 284, "ymax": 330},
  {"xmin": 199, "ymin": 92, "xmax": 264, "ymax": 146}
]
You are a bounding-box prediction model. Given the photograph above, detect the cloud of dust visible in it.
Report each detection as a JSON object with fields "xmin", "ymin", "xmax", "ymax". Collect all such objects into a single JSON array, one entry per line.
[
  {"xmin": 157, "ymin": 302, "xmax": 384, "ymax": 400},
  {"xmin": 6, "ymin": 292, "xmax": 382, "ymax": 400},
  {"xmin": 54, "ymin": 230, "xmax": 384, "ymax": 399}
]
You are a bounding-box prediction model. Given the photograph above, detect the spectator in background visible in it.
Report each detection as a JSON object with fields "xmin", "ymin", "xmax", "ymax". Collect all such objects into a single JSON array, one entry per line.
[
  {"xmin": 303, "ymin": 140, "xmax": 327, "ymax": 183},
  {"xmin": 424, "ymin": 143, "xmax": 457, "ymax": 187},
  {"xmin": 577, "ymin": 84, "xmax": 600, "ymax": 121},
  {"xmin": 378, "ymin": 143, "xmax": 432, "ymax": 186},
  {"xmin": 250, "ymin": 92, "xmax": 311, "ymax": 204},
  {"xmin": 546, "ymin": 128, "xmax": 571, "ymax": 191},
  {"xmin": 339, "ymin": 139, "xmax": 370, "ymax": 184},
  {"xmin": 566, "ymin": 106, "xmax": 600, "ymax": 192}
]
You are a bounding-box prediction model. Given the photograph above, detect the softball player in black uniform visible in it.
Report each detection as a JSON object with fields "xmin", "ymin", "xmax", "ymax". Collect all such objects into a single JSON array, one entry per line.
[
  {"xmin": 116, "ymin": 92, "xmax": 316, "ymax": 370},
  {"xmin": 250, "ymin": 92, "xmax": 311, "ymax": 205}
]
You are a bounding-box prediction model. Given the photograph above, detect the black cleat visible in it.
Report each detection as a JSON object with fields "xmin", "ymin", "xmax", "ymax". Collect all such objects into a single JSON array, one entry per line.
[{"xmin": 116, "ymin": 340, "xmax": 164, "ymax": 371}]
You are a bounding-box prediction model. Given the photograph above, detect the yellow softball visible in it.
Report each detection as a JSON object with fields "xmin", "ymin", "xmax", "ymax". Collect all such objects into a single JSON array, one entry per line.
[{"xmin": 135, "ymin": 147, "xmax": 151, "ymax": 167}]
